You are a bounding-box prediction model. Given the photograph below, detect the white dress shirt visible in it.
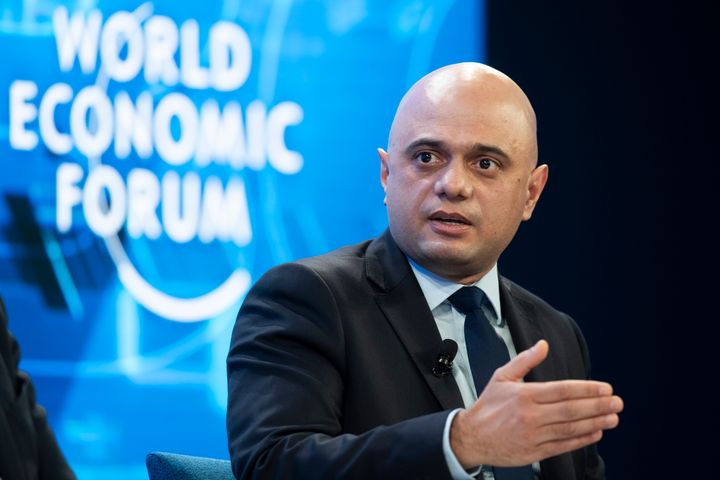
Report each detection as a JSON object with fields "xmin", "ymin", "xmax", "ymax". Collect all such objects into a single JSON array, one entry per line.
[{"xmin": 408, "ymin": 260, "xmax": 539, "ymax": 480}]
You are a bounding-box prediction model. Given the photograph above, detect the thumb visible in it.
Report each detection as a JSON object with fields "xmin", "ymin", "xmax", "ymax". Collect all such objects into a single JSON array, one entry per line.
[{"xmin": 494, "ymin": 340, "xmax": 549, "ymax": 382}]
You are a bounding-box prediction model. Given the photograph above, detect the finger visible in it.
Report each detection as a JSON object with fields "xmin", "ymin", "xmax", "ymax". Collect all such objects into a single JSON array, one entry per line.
[
  {"xmin": 538, "ymin": 395, "xmax": 623, "ymax": 425},
  {"xmin": 536, "ymin": 430, "xmax": 604, "ymax": 461},
  {"xmin": 539, "ymin": 413, "xmax": 619, "ymax": 443},
  {"xmin": 530, "ymin": 380, "xmax": 614, "ymax": 403},
  {"xmin": 495, "ymin": 340, "xmax": 549, "ymax": 382}
]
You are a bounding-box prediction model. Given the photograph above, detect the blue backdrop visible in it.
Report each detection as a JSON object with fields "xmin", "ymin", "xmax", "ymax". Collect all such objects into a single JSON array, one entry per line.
[{"xmin": 0, "ymin": 1, "xmax": 483, "ymax": 477}]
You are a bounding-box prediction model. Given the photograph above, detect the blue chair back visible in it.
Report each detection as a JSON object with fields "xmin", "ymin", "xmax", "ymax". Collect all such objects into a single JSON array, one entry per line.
[{"xmin": 145, "ymin": 452, "xmax": 234, "ymax": 480}]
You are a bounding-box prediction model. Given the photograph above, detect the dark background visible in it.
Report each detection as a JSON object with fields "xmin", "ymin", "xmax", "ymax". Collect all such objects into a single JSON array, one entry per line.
[{"xmin": 487, "ymin": 0, "xmax": 715, "ymax": 476}]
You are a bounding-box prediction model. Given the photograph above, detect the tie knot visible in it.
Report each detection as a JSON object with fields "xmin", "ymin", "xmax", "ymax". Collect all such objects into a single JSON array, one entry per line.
[{"xmin": 447, "ymin": 287, "xmax": 487, "ymax": 316}]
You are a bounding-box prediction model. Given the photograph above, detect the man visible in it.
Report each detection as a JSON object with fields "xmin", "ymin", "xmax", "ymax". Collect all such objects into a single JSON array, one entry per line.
[
  {"xmin": 1, "ymin": 297, "xmax": 76, "ymax": 480},
  {"xmin": 227, "ymin": 62, "xmax": 623, "ymax": 479}
]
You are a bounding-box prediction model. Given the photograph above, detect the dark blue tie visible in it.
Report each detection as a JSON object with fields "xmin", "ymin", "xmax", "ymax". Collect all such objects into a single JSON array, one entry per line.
[{"xmin": 448, "ymin": 287, "xmax": 533, "ymax": 480}]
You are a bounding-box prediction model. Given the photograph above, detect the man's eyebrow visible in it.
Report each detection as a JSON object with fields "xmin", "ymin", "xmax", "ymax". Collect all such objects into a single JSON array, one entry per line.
[
  {"xmin": 403, "ymin": 138, "xmax": 510, "ymax": 160},
  {"xmin": 403, "ymin": 138, "xmax": 448, "ymax": 156},
  {"xmin": 468, "ymin": 143, "xmax": 511, "ymax": 161}
]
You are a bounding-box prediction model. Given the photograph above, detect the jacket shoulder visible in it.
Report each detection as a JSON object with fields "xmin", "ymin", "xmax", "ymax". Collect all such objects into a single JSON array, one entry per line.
[
  {"xmin": 501, "ymin": 277, "xmax": 566, "ymax": 317},
  {"xmin": 500, "ymin": 276, "xmax": 585, "ymax": 336},
  {"xmin": 255, "ymin": 239, "xmax": 373, "ymax": 287},
  {"xmin": 296, "ymin": 240, "xmax": 373, "ymax": 273}
]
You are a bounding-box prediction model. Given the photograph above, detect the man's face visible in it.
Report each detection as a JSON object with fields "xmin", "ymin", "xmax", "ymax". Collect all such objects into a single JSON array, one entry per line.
[{"xmin": 380, "ymin": 70, "xmax": 547, "ymax": 284}]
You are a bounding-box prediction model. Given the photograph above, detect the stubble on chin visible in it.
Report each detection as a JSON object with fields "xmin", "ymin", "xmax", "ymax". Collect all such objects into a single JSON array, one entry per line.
[{"xmin": 411, "ymin": 240, "xmax": 487, "ymax": 279}]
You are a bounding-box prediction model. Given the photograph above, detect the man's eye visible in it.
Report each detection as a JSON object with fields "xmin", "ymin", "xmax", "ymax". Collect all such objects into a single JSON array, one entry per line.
[
  {"xmin": 479, "ymin": 158, "xmax": 496, "ymax": 169},
  {"xmin": 417, "ymin": 152, "xmax": 434, "ymax": 163}
]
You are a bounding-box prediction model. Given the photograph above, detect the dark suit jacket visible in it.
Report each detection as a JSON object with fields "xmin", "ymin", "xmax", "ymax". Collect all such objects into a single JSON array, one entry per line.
[
  {"xmin": 0, "ymin": 297, "xmax": 76, "ymax": 480},
  {"xmin": 227, "ymin": 231, "xmax": 604, "ymax": 479}
]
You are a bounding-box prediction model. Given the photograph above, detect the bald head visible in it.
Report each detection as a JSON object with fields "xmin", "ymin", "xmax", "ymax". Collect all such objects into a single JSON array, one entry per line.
[
  {"xmin": 379, "ymin": 62, "xmax": 548, "ymax": 283},
  {"xmin": 388, "ymin": 62, "xmax": 538, "ymax": 167}
]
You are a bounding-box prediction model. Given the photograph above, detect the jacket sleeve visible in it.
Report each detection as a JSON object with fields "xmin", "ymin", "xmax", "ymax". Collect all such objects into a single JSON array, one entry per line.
[
  {"xmin": 226, "ymin": 263, "xmax": 453, "ymax": 480},
  {"xmin": 0, "ymin": 297, "xmax": 76, "ymax": 480}
]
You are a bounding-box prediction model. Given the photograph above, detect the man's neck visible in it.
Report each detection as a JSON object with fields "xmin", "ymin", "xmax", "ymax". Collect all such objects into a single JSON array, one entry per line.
[
  {"xmin": 407, "ymin": 258, "xmax": 502, "ymax": 320},
  {"xmin": 408, "ymin": 260, "xmax": 494, "ymax": 286}
]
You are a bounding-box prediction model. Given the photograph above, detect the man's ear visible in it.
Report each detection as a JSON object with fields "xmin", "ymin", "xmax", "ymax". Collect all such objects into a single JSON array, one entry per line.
[
  {"xmin": 522, "ymin": 164, "xmax": 549, "ymax": 221},
  {"xmin": 378, "ymin": 148, "xmax": 389, "ymax": 205},
  {"xmin": 378, "ymin": 148, "xmax": 390, "ymax": 188}
]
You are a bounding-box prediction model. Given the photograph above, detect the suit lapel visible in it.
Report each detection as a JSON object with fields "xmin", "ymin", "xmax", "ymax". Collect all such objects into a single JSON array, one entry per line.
[
  {"xmin": 500, "ymin": 278, "xmax": 578, "ymax": 479},
  {"xmin": 366, "ymin": 232, "xmax": 464, "ymax": 411},
  {"xmin": 500, "ymin": 277, "xmax": 554, "ymax": 384}
]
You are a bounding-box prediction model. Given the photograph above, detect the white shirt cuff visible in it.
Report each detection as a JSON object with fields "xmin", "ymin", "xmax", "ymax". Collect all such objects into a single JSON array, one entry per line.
[{"xmin": 443, "ymin": 408, "xmax": 482, "ymax": 479}]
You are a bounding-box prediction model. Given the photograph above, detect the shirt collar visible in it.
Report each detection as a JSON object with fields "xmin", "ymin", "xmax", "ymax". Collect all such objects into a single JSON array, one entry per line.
[{"xmin": 408, "ymin": 258, "xmax": 503, "ymax": 325}]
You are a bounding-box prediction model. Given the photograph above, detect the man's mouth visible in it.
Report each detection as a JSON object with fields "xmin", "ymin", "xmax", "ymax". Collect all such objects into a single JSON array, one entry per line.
[{"xmin": 429, "ymin": 211, "xmax": 472, "ymax": 225}]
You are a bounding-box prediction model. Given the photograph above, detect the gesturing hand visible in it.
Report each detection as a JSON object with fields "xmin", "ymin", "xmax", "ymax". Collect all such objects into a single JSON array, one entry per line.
[{"xmin": 450, "ymin": 340, "xmax": 623, "ymax": 468}]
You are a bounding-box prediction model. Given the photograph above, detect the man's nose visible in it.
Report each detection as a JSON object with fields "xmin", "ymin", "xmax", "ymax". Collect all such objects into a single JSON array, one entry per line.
[{"xmin": 434, "ymin": 160, "xmax": 472, "ymax": 199}]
